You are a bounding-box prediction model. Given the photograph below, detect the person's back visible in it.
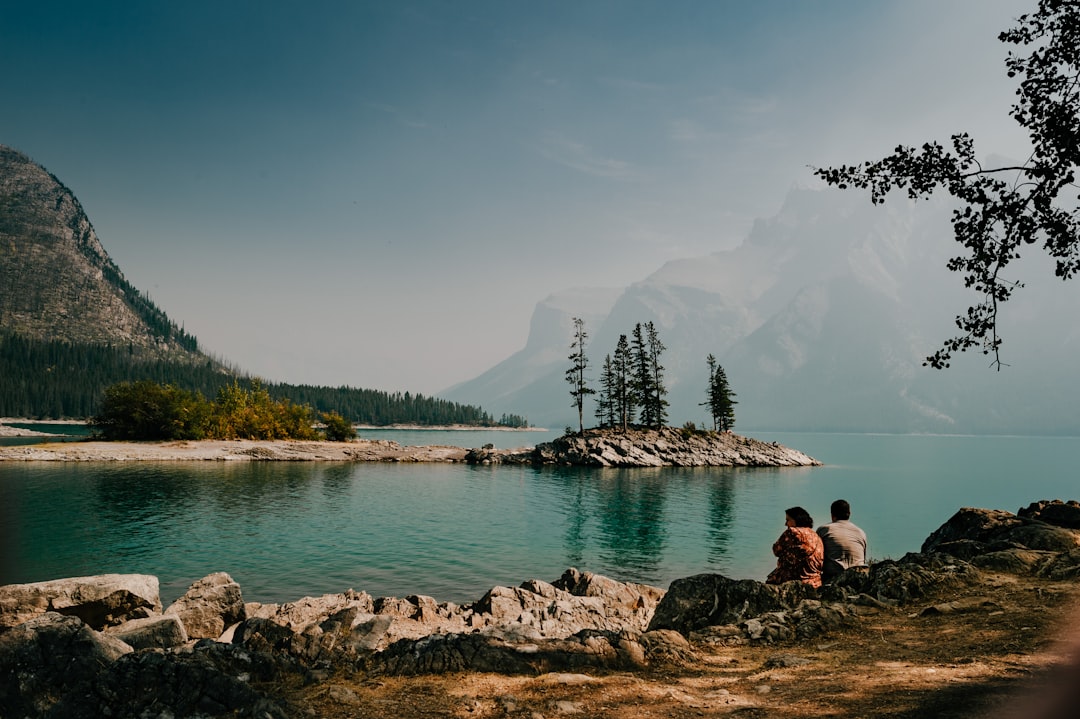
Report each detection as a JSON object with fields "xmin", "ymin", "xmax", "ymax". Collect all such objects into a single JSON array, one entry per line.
[{"xmin": 817, "ymin": 499, "xmax": 867, "ymax": 582}]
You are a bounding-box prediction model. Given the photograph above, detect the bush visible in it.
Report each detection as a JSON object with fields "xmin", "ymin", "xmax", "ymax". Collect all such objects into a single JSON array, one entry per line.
[
  {"xmin": 321, "ymin": 411, "xmax": 357, "ymax": 442},
  {"xmin": 91, "ymin": 380, "xmax": 211, "ymax": 440}
]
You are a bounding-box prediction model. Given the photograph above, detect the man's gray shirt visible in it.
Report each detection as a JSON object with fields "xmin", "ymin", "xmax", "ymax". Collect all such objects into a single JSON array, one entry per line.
[{"xmin": 816, "ymin": 519, "xmax": 868, "ymax": 580}]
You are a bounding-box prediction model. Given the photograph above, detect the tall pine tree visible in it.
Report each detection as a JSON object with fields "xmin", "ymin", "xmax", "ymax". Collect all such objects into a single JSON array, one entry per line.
[{"xmin": 565, "ymin": 317, "xmax": 595, "ymax": 434}]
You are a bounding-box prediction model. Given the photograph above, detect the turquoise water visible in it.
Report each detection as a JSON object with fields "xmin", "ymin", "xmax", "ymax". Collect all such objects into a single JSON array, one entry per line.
[{"xmin": 2, "ymin": 432, "xmax": 1077, "ymax": 606}]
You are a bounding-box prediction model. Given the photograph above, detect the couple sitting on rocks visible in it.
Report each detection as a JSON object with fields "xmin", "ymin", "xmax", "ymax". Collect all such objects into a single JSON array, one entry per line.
[{"xmin": 765, "ymin": 499, "xmax": 867, "ymax": 589}]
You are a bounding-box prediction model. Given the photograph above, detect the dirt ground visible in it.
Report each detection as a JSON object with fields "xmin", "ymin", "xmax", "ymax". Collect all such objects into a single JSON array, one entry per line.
[{"xmin": 285, "ymin": 572, "xmax": 1080, "ymax": 718}]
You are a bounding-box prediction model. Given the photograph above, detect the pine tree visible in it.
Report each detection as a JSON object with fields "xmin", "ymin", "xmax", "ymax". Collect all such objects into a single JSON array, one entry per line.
[
  {"xmin": 631, "ymin": 323, "xmax": 655, "ymax": 427},
  {"xmin": 612, "ymin": 334, "xmax": 635, "ymax": 432},
  {"xmin": 702, "ymin": 353, "xmax": 721, "ymax": 430},
  {"xmin": 565, "ymin": 317, "xmax": 595, "ymax": 434},
  {"xmin": 595, "ymin": 354, "xmax": 616, "ymax": 428},
  {"xmin": 646, "ymin": 321, "xmax": 669, "ymax": 428},
  {"xmin": 714, "ymin": 363, "xmax": 738, "ymax": 431}
]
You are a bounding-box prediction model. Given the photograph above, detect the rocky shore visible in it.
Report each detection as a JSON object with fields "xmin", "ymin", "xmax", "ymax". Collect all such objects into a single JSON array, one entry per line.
[
  {"xmin": 0, "ymin": 427, "xmax": 819, "ymax": 467},
  {"xmin": 3, "ymin": 499, "xmax": 1079, "ymax": 718}
]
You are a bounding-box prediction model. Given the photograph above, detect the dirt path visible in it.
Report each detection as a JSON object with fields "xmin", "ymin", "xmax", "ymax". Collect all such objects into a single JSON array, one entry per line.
[{"xmin": 287, "ymin": 572, "xmax": 1080, "ymax": 718}]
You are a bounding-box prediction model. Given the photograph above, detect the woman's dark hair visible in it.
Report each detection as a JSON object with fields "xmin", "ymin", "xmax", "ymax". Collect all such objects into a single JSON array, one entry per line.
[{"xmin": 785, "ymin": 506, "xmax": 814, "ymax": 528}]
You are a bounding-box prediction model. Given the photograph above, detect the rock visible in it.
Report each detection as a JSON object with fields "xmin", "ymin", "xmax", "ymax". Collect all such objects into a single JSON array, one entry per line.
[
  {"xmin": 1037, "ymin": 548, "xmax": 1080, "ymax": 580},
  {"xmin": 970, "ymin": 548, "xmax": 1058, "ymax": 574},
  {"xmin": 647, "ymin": 573, "xmax": 817, "ymax": 635},
  {"xmin": 921, "ymin": 507, "xmax": 1080, "ymax": 555},
  {"xmin": 366, "ymin": 628, "xmax": 648, "ymax": 676},
  {"xmin": 0, "ymin": 573, "xmax": 160, "ymax": 630},
  {"xmin": 164, "ymin": 572, "xmax": 245, "ymax": 640},
  {"xmin": 764, "ymin": 653, "xmax": 812, "ymax": 668},
  {"xmin": 47, "ymin": 640, "xmax": 291, "ymax": 719},
  {"xmin": 641, "ymin": 629, "xmax": 697, "ymax": 664},
  {"xmin": 245, "ymin": 588, "xmax": 375, "ymax": 631},
  {"xmin": 105, "ymin": 614, "xmax": 188, "ymax": 649},
  {"xmin": 1017, "ymin": 499, "xmax": 1080, "ymax": 529},
  {"xmin": 474, "ymin": 427, "xmax": 820, "ymax": 467},
  {"xmin": 0, "ymin": 612, "xmax": 133, "ymax": 717}
]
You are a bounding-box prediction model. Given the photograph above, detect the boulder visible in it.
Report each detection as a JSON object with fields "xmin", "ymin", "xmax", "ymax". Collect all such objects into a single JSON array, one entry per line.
[
  {"xmin": 105, "ymin": 614, "xmax": 188, "ymax": 650},
  {"xmin": 1018, "ymin": 499, "xmax": 1080, "ymax": 529},
  {"xmin": 0, "ymin": 613, "xmax": 132, "ymax": 717},
  {"xmin": 0, "ymin": 574, "xmax": 160, "ymax": 630},
  {"xmin": 647, "ymin": 573, "xmax": 816, "ymax": 635},
  {"xmin": 921, "ymin": 507, "xmax": 1080, "ymax": 555},
  {"xmin": 366, "ymin": 628, "xmax": 649, "ymax": 676},
  {"xmin": 245, "ymin": 588, "xmax": 374, "ymax": 631},
  {"xmin": 164, "ymin": 572, "xmax": 245, "ymax": 640},
  {"xmin": 47, "ymin": 640, "xmax": 290, "ymax": 719}
]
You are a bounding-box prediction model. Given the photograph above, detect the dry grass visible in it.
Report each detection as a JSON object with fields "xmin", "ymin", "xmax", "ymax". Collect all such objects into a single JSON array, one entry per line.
[{"xmin": 279, "ymin": 572, "xmax": 1080, "ymax": 718}]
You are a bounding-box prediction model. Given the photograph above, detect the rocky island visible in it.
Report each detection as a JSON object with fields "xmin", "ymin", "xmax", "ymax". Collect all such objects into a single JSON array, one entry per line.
[
  {"xmin": 2, "ymin": 499, "xmax": 1080, "ymax": 718},
  {"xmin": 0, "ymin": 427, "xmax": 819, "ymax": 467}
]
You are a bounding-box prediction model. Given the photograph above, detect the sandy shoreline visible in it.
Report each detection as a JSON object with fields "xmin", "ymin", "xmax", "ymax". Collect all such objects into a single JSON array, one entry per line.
[{"xmin": 0, "ymin": 438, "xmax": 492, "ymax": 462}]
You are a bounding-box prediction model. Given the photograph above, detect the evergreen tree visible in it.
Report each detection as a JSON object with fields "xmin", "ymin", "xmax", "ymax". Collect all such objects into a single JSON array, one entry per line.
[
  {"xmin": 702, "ymin": 353, "xmax": 721, "ymax": 430},
  {"xmin": 564, "ymin": 317, "xmax": 595, "ymax": 434},
  {"xmin": 595, "ymin": 354, "xmax": 616, "ymax": 428},
  {"xmin": 630, "ymin": 323, "xmax": 655, "ymax": 427},
  {"xmin": 702, "ymin": 355, "xmax": 738, "ymax": 431},
  {"xmin": 715, "ymin": 365, "xmax": 737, "ymax": 431},
  {"xmin": 646, "ymin": 321, "xmax": 669, "ymax": 428},
  {"xmin": 612, "ymin": 334, "xmax": 635, "ymax": 432}
]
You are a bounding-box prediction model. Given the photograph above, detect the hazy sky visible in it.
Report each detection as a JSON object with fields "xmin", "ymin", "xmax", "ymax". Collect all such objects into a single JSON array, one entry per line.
[{"xmin": 1, "ymin": 1, "xmax": 1032, "ymax": 395}]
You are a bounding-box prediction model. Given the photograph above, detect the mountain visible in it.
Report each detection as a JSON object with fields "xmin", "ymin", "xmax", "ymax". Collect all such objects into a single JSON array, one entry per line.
[
  {"xmin": 444, "ymin": 186, "xmax": 1080, "ymax": 434},
  {"xmin": 0, "ymin": 145, "xmax": 202, "ymax": 360}
]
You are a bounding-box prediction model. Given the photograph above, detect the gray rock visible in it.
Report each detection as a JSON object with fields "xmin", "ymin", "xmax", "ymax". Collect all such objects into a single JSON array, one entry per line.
[
  {"xmin": 0, "ymin": 573, "xmax": 160, "ymax": 630},
  {"xmin": 164, "ymin": 571, "xmax": 245, "ymax": 640},
  {"xmin": 105, "ymin": 614, "xmax": 188, "ymax": 649}
]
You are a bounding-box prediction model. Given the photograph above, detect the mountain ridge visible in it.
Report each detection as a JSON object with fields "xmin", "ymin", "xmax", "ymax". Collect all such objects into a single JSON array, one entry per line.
[
  {"xmin": 444, "ymin": 185, "xmax": 1080, "ymax": 435},
  {"xmin": 0, "ymin": 145, "xmax": 202, "ymax": 360}
]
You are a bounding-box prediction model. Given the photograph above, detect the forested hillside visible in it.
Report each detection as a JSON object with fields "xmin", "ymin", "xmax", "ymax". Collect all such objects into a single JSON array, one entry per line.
[{"xmin": 0, "ymin": 333, "xmax": 522, "ymax": 427}]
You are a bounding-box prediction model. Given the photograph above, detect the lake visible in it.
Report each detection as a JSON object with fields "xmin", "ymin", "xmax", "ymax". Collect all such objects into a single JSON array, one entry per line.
[{"xmin": 2, "ymin": 430, "xmax": 1077, "ymax": 606}]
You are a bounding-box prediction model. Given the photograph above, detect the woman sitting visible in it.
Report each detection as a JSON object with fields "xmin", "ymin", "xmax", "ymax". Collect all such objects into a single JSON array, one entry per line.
[{"xmin": 766, "ymin": 506, "xmax": 824, "ymax": 588}]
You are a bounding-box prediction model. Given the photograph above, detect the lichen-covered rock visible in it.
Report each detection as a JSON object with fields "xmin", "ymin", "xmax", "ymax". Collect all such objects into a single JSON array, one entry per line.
[{"xmin": 0, "ymin": 574, "xmax": 161, "ymax": 630}]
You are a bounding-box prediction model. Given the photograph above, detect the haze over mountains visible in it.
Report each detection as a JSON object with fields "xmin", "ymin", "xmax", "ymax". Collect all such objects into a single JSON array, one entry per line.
[{"xmin": 445, "ymin": 184, "xmax": 1080, "ymax": 435}]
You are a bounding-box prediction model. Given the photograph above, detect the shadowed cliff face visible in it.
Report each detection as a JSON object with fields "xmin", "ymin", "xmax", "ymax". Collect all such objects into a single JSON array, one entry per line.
[{"xmin": 0, "ymin": 145, "xmax": 200, "ymax": 359}]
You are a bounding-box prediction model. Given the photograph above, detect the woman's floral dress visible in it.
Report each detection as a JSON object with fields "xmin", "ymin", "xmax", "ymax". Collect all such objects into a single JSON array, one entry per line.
[{"xmin": 766, "ymin": 526, "xmax": 824, "ymax": 588}]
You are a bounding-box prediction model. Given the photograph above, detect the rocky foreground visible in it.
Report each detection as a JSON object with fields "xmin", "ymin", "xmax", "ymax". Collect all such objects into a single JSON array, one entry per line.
[
  {"xmin": 3, "ymin": 500, "xmax": 1080, "ymax": 718},
  {"xmin": 0, "ymin": 427, "xmax": 819, "ymax": 467}
]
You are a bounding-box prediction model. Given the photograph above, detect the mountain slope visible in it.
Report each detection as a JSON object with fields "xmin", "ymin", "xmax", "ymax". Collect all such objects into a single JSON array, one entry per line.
[
  {"xmin": 0, "ymin": 145, "xmax": 200, "ymax": 359},
  {"xmin": 445, "ymin": 186, "xmax": 1080, "ymax": 434}
]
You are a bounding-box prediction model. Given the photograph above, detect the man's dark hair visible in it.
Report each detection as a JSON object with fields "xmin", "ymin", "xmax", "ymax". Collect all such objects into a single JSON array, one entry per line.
[{"xmin": 831, "ymin": 499, "xmax": 852, "ymax": 521}]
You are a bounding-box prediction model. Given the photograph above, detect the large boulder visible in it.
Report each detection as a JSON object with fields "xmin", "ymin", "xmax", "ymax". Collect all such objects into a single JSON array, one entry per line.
[
  {"xmin": 647, "ymin": 574, "xmax": 816, "ymax": 635},
  {"xmin": 0, "ymin": 574, "xmax": 160, "ymax": 630},
  {"xmin": 245, "ymin": 589, "xmax": 375, "ymax": 632},
  {"xmin": 921, "ymin": 507, "xmax": 1080, "ymax": 556},
  {"xmin": 165, "ymin": 572, "xmax": 245, "ymax": 640},
  {"xmin": 1018, "ymin": 500, "xmax": 1080, "ymax": 529},
  {"xmin": 47, "ymin": 640, "xmax": 291, "ymax": 719},
  {"xmin": 0, "ymin": 613, "xmax": 132, "ymax": 717}
]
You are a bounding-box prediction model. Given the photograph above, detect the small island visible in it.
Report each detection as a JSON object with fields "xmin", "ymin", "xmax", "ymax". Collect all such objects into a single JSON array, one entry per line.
[{"xmin": 0, "ymin": 426, "xmax": 818, "ymax": 467}]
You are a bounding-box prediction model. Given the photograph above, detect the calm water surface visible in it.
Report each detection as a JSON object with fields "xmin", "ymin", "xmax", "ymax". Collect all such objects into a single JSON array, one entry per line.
[{"xmin": 2, "ymin": 431, "xmax": 1077, "ymax": 605}]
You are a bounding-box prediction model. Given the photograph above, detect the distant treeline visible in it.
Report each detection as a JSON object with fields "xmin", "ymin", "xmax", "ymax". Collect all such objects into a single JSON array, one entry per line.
[{"xmin": 0, "ymin": 332, "xmax": 528, "ymax": 427}]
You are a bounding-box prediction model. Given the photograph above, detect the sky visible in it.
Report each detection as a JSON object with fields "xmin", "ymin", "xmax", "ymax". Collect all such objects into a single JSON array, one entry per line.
[{"xmin": 0, "ymin": 0, "xmax": 1034, "ymax": 395}]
